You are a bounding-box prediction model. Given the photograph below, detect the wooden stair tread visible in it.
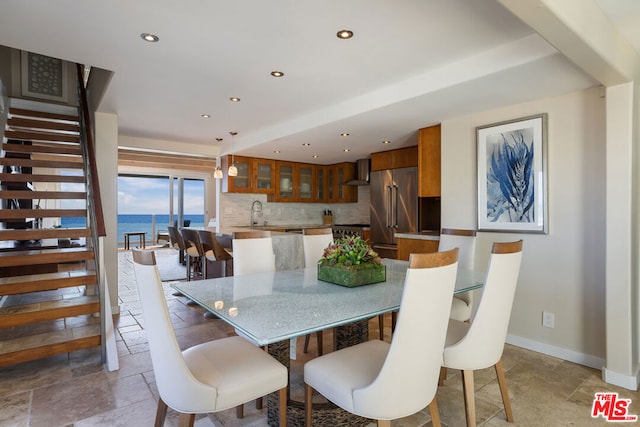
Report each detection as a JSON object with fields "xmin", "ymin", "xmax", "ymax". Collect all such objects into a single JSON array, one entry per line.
[
  {"xmin": 4, "ymin": 130, "xmax": 80, "ymax": 144},
  {"xmin": 0, "ymin": 157, "xmax": 83, "ymax": 169},
  {"xmin": 0, "ymin": 270, "xmax": 96, "ymax": 295},
  {"xmin": 0, "ymin": 247, "xmax": 94, "ymax": 267},
  {"xmin": 0, "ymin": 296, "xmax": 100, "ymax": 328},
  {"xmin": 0, "ymin": 190, "xmax": 86, "ymax": 200},
  {"xmin": 0, "ymin": 228, "xmax": 91, "ymax": 241},
  {"xmin": 7, "ymin": 117, "xmax": 79, "ymax": 132},
  {"xmin": 9, "ymin": 108, "xmax": 78, "ymax": 123},
  {"xmin": 0, "ymin": 173, "xmax": 85, "ymax": 183},
  {"xmin": 0, "ymin": 209, "xmax": 87, "ymax": 220},
  {"xmin": 0, "ymin": 324, "xmax": 101, "ymax": 367},
  {"xmin": 2, "ymin": 142, "xmax": 82, "ymax": 156}
]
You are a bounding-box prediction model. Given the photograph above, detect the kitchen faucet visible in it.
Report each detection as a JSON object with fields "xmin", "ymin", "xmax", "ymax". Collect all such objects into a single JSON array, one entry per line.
[{"xmin": 250, "ymin": 200, "xmax": 263, "ymax": 229}]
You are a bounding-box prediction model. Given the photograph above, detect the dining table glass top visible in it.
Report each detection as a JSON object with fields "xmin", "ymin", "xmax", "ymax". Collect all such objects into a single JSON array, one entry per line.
[{"xmin": 171, "ymin": 258, "xmax": 483, "ymax": 346}]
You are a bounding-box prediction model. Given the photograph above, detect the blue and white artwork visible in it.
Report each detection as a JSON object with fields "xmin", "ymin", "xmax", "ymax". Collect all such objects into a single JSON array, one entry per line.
[
  {"xmin": 477, "ymin": 114, "xmax": 547, "ymax": 233},
  {"xmin": 486, "ymin": 128, "xmax": 534, "ymax": 223}
]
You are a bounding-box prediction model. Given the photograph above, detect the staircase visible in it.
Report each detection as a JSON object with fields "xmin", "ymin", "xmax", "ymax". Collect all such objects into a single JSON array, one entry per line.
[{"xmin": 0, "ymin": 106, "xmax": 103, "ymax": 367}]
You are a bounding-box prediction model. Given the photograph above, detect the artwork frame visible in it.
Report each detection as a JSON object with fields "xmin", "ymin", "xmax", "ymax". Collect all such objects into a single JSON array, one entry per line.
[
  {"xmin": 477, "ymin": 113, "xmax": 548, "ymax": 234},
  {"xmin": 21, "ymin": 52, "xmax": 68, "ymax": 102}
]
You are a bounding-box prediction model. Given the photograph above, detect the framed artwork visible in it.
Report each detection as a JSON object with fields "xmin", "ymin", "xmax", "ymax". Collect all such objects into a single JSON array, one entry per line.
[
  {"xmin": 477, "ymin": 113, "xmax": 547, "ymax": 233},
  {"xmin": 21, "ymin": 52, "xmax": 68, "ymax": 102}
]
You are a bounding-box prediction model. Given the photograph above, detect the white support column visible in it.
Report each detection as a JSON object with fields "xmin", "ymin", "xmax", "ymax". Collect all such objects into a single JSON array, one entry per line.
[{"xmin": 603, "ymin": 82, "xmax": 639, "ymax": 390}]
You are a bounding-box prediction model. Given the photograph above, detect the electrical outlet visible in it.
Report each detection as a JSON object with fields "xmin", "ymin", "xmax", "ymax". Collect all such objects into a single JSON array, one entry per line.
[{"xmin": 542, "ymin": 311, "xmax": 555, "ymax": 328}]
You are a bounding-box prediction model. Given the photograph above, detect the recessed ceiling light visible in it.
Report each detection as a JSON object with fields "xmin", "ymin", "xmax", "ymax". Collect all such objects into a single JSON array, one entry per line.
[
  {"xmin": 230, "ymin": 97, "xmax": 241, "ymax": 102},
  {"xmin": 201, "ymin": 114, "xmax": 211, "ymax": 118},
  {"xmin": 336, "ymin": 29, "xmax": 354, "ymax": 39},
  {"xmin": 312, "ymin": 155, "xmax": 319, "ymax": 158},
  {"xmin": 340, "ymin": 133, "xmax": 350, "ymax": 137},
  {"xmin": 215, "ymin": 138, "xmax": 223, "ymax": 143},
  {"xmin": 271, "ymin": 71, "xmax": 284, "ymax": 77},
  {"xmin": 382, "ymin": 140, "xmax": 391, "ymax": 144},
  {"xmin": 140, "ymin": 33, "xmax": 159, "ymax": 42},
  {"xmin": 274, "ymin": 150, "xmax": 281, "ymax": 154},
  {"xmin": 302, "ymin": 143, "xmax": 310, "ymax": 146},
  {"xmin": 343, "ymin": 148, "xmax": 350, "ymax": 152}
]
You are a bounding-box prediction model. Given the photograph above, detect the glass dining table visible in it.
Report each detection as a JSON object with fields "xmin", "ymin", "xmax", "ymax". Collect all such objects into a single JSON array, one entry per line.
[{"xmin": 171, "ymin": 258, "xmax": 484, "ymax": 427}]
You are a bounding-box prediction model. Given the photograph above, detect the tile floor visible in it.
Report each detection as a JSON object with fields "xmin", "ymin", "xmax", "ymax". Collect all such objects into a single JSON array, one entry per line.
[{"xmin": 0, "ymin": 248, "xmax": 638, "ymax": 427}]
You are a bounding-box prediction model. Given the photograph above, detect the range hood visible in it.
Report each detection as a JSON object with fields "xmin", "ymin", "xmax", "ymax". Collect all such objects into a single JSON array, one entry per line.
[{"xmin": 345, "ymin": 158, "xmax": 370, "ymax": 186}]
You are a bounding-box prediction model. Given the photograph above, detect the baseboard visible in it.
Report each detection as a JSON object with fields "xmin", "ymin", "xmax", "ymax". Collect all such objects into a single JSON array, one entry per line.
[
  {"xmin": 506, "ymin": 333, "xmax": 605, "ymax": 370},
  {"xmin": 603, "ymin": 367, "xmax": 640, "ymax": 391}
]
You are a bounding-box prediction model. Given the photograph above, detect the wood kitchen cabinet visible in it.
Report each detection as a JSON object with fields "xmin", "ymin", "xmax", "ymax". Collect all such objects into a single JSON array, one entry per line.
[
  {"xmin": 396, "ymin": 237, "xmax": 439, "ymax": 261},
  {"xmin": 222, "ymin": 156, "xmax": 275, "ymax": 194},
  {"xmin": 326, "ymin": 162, "xmax": 357, "ymax": 203},
  {"xmin": 371, "ymin": 146, "xmax": 418, "ymax": 171},
  {"xmin": 315, "ymin": 165, "xmax": 328, "ymax": 202},
  {"xmin": 418, "ymin": 124, "xmax": 441, "ymax": 197},
  {"xmin": 274, "ymin": 161, "xmax": 315, "ymax": 202}
]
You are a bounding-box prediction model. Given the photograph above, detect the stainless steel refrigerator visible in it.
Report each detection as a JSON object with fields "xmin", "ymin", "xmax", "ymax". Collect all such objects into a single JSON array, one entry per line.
[{"xmin": 370, "ymin": 167, "xmax": 418, "ymax": 258}]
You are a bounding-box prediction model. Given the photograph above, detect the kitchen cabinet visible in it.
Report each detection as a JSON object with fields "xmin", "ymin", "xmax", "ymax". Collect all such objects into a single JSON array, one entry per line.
[
  {"xmin": 222, "ymin": 156, "xmax": 275, "ymax": 194},
  {"xmin": 418, "ymin": 124, "xmax": 441, "ymax": 197},
  {"xmin": 396, "ymin": 237, "xmax": 438, "ymax": 261},
  {"xmin": 274, "ymin": 161, "xmax": 315, "ymax": 202},
  {"xmin": 371, "ymin": 146, "xmax": 418, "ymax": 171},
  {"xmin": 315, "ymin": 165, "xmax": 328, "ymax": 202},
  {"xmin": 326, "ymin": 162, "xmax": 357, "ymax": 203}
]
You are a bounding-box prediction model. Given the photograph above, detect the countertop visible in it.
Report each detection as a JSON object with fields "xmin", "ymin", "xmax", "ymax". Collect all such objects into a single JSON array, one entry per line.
[
  {"xmin": 216, "ymin": 224, "xmax": 331, "ymax": 235},
  {"xmin": 394, "ymin": 231, "xmax": 440, "ymax": 241}
]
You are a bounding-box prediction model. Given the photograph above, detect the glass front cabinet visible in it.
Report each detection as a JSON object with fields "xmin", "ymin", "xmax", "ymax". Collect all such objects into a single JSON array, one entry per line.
[{"xmin": 222, "ymin": 156, "xmax": 274, "ymax": 194}]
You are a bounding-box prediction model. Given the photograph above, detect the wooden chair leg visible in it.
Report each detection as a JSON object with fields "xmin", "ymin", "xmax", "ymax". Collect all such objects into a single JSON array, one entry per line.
[
  {"xmin": 279, "ymin": 387, "xmax": 288, "ymax": 427},
  {"xmin": 461, "ymin": 370, "xmax": 476, "ymax": 427},
  {"xmin": 316, "ymin": 331, "xmax": 323, "ymax": 356},
  {"xmin": 378, "ymin": 314, "xmax": 385, "ymax": 340},
  {"xmin": 377, "ymin": 420, "xmax": 391, "ymax": 427},
  {"xmin": 305, "ymin": 384, "xmax": 313, "ymax": 427},
  {"xmin": 236, "ymin": 404, "xmax": 244, "ymax": 418},
  {"xmin": 391, "ymin": 311, "xmax": 397, "ymax": 332},
  {"xmin": 495, "ymin": 359, "xmax": 514, "ymax": 422},
  {"xmin": 256, "ymin": 397, "xmax": 263, "ymax": 409},
  {"xmin": 154, "ymin": 398, "xmax": 168, "ymax": 427},
  {"xmin": 304, "ymin": 334, "xmax": 311, "ymax": 353},
  {"xmin": 428, "ymin": 398, "xmax": 442, "ymax": 427},
  {"xmin": 178, "ymin": 413, "xmax": 195, "ymax": 427},
  {"xmin": 438, "ymin": 366, "xmax": 447, "ymax": 386}
]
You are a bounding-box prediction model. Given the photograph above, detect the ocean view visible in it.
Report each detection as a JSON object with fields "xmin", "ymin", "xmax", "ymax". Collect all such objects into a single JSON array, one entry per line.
[{"xmin": 61, "ymin": 214, "xmax": 205, "ymax": 246}]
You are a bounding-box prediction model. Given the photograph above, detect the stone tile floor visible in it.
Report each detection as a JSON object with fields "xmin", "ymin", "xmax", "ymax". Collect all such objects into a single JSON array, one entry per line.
[{"xmin": 0, "ymin": 248, "xmax": 638, "ymax": 426}]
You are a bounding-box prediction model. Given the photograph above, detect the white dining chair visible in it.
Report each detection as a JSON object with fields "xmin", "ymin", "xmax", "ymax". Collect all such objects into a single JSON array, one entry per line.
[
  {"xmin": 438, "ymin": 228, "xmax": 477, "ymax": 322},
  {"xmin": 441, "ymin": 240, "xmax": 523, "ymax": 427},
  {"xmin": 130, "ymin": 249, "xmax": 288, "ymax": 427},
  {"xmin": 302, "ymin": 227, "xmax": 333, "ymax": 356},
  {"xmin": 232, "ymin": 230, "xmax": 276, "ymax": 276},
  {"xmin": 304, "ymin": 249, "xmax": 459, "ymax": 427}
]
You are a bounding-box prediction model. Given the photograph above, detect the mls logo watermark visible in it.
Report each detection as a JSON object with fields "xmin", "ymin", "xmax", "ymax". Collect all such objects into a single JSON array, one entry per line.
[{"xmin": 591, "ymin": 392, "xmax": 637, "ymax": 422}]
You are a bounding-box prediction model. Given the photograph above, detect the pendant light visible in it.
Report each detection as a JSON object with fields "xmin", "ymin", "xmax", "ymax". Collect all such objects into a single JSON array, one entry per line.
[
  {"xmin": 228, "ymin": 131, "xmax": 238, "ymax": 177},
  {"xmin": 214, "ymin": 138, "xmax": 224, "ymax": 179}
]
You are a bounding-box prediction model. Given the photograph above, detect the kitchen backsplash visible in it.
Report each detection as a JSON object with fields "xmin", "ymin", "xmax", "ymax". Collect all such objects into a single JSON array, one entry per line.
[{"xmin": 219, "ymin": 187, "xmax": 370, "ymax": 228}]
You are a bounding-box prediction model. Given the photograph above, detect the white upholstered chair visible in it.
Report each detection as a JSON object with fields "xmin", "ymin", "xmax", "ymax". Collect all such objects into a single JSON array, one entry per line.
[
  {"xmin": 438, "ymin": 228, "xmax": 477, "ymax": 322},
  {"xmin": 441, "ymin": 240, "xmax": 523, "ymax": 427},
  {"xmin": 304, "ymin": 249, "xmax": 459, "ymax": 427},
  {"xmin": 302, "ymin": 227, "xmax": 333, "ymax": 356},
  {"xmin": 232, "ymin": 230, "xmax": 276, "ymax": 276},
  {"xmin": 131, "ymin": 249, "xmax": 288, "ymax": 427}
]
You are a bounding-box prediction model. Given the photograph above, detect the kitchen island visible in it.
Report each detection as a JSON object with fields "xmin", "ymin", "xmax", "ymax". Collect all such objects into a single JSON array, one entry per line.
[{"xmin": 215, "ymin": 224, "xmax": 332, "ymax": 271}]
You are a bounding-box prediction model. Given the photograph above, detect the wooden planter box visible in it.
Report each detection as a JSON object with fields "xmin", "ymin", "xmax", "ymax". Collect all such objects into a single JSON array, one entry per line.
[{"xmin": 317, "ymin": 263, "xmax": 386, "ymax": 288}]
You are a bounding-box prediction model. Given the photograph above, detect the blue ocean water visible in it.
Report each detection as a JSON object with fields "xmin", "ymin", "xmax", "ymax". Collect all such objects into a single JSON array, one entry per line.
[{"xmin": 61, "ymin": 214, "xmax": 204, "ymax": 246}]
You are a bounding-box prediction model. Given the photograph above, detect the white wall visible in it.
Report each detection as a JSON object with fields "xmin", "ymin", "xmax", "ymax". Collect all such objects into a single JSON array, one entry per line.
[
  {"xmin": 94, "ymin": 112, "xmax": 119, "ymax": 312},
  {"xmin": 442, "ymin": 86, "xmax": 606, "ymax": 366}
]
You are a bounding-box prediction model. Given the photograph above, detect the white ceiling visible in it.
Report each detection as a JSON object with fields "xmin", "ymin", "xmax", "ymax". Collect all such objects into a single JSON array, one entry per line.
[{"xmin": 0, "ymin": 0, "xmax": 636, "ymax": 164}]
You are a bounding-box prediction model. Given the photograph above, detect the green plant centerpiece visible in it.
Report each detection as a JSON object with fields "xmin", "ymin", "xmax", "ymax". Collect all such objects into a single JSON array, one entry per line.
[{"xmin": 317, "ymin": 235, "xmax": 386, "ymax": 287}]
